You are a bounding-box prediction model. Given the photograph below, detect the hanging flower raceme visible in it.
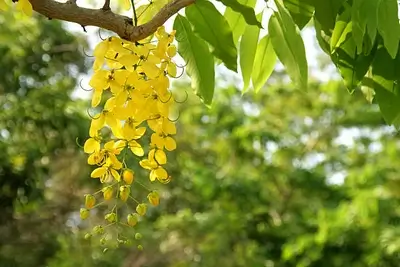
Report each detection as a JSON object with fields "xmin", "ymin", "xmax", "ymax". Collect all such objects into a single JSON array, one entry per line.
[
  {"xmin": 81, "ymin": 26, "xmax": 180, "ymax": 250},
  {"xmin": 1, "ymin": 0, "xmax": 182, "ymax": 252}
]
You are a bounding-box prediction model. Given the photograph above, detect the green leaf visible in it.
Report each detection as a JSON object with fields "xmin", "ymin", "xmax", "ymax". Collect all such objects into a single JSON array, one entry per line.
[
  {"xmin": 377, "ymin": 0, "xmax": 400, "ymax": 59},
  {"xmin": 136, "ymin": 0, "xmax": 169, "ymax": 25},
  {"xmin": 314, "ymin": 18, "xmax": 331, "ymax": 55},
  {"xmin": 185, "ymin": 0, "xmax": 237, "ymax": 72},
  {"xmin": 251, "ymin": 35, "xmax": 277, "ymax": 93},
  {"xmin": 352, "ymin": 0, "xmax": 379, "ymax": 54},
  {"xmin": 312, "ymin": 0, "xmax": 346, "ymax": 34},
  {"xmin": 351, "ymin": 0, "xmax": 366, "ymax": 54},
  {"xmin": 173, "ymin": 15, "xmax": 215, "ymax": 106},
  {"xmin": 331, "ymin": 32, "xmax": 375, "ymax": 92},
  {"xmin": 215, "ymin": 0, "xmax": 262, "ymax": 28},
  {"xmin": 240, "ymin": 12, "xmax": 262, "ymax": 93},
  {"xmin": 282, "ymin": 0, "xmax": 314, "ymax": 29},
  {"xmin": 269, "ymin": 0, "xmax": 308, "ymax": 89},
  {"xmin": 370, "ymin": 46, "xmax": 400, "ymax": 125},
  {"xmin": 330, "ymin": 7, "xmax": 351, "ymax": 53},
  {"xmin": 224, "ymin": 0, "xmax": 257, "ymax": 45}
]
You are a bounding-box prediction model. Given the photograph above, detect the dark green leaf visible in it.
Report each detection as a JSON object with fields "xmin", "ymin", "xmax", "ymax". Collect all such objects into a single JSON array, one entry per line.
[
  {"xmin": 240, "ymin": 12, "xmax": 262, "ymax": 93},
  {"xmin": 224, "ymin": 0, "xmax": 257, "ymax": 45},
  {"xmin": 377, "ymin": 0, "xmax": 400, "ymax": 59},
  {"xmin": 331, "ymin": 31, "xmax": 375, "ymax": 92},
  {"xmin": 186, "ymin": 0, "xmax": 237, "ymax": 71},
  {"xmin": 269, "ymin": 0, "xmax": 308, "ymax": 89},
  {"xmin": 173, "ymin": 15, "xmax": 215, "ymax": 106},
  {"xmin": 215, "ymin": 0, "xmax": 262, "ymax": 28},
  {"xmin": 312, "ymin": 0, "xmax": 346, "ymax": 34},
  {"xmin": 251, "ymin": 35, "xmax": 277, "ymax": 93},
  {"xmin": 351, "ymin": 0, "xmax": 366, "ymax": 54},
  {"xmin": 314, "ymin": 18, "xmax": 331, "ymax": 55},
  {"xmin": 283, "ymin": 0, "xmax": 314, "ymax": 29},
  {"xmin": 370, "ymin": 46, "xmax": 400, "ymax": 125}
]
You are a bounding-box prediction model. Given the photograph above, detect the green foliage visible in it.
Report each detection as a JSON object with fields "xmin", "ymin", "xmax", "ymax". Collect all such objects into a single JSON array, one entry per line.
[
  {"xmin": 240, "ymin": 12, "xmax": 262, "ymax": 92},
  {"xmin": 173, "ymin": 14, "xmax": 215, "ymax": 106},
  {"xmin": 370, "ymin": 46, "xmax": 400, "ymax": 126},
  {"xmin": 169, "ymin": 0, "xmax": 400, "ymax": 128},
  {"xmin": 282, "ymin": 0, "xmax": 314, "ymax": 29},
  {"xmin": 251, "ymin": 35, "xmax": 276, "ymax": 93},
  {"xmin": 185, "ymin": 0, "xmax": 237, "ymax": 71},
  {"xmin": 376, "ymin": 0, "xmax": 400, "ymax": 59},
  {"xmin": 224, "ymin": 0, "xmax": 257, "ymax": 44},
  {"xmin": 269, "ymin": 0, "xmax": 308, "ymax": 90},
  {"xmin": 215, "ymin": 0, "xmax": 262, "ymax": 28}
]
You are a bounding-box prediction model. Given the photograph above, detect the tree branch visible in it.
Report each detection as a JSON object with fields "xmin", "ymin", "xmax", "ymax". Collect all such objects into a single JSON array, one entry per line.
[{"xmin": 29, "ymin": 0, "xmax": 195, "ymax": 42}]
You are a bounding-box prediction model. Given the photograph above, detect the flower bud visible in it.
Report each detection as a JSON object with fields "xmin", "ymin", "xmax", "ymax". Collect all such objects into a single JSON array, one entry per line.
[
  {"xmin": 135, "ymin": 233, "xmax": 142, "ymax": 240},
  {"xmin": 93, "ymin": 225, "xmax": 104, "ymax": 234},
  {"xmin": 102, "ymin": 186, "xmax": 113, "ymax": 200},
  {"xmin": 127, "ymin": 213, "xmax": 138, "ymax": 227},
  {"xmin": 167, "ymin": 45, "xmax": 177, "ymax": 57},
  {"xmin": 105, "ymin": 212, "xmax": 117, "ymax": 223},
  {"xmin": 137, "ymin": 244, "xmax": 143, "ymax": 251},
  {"xmin": 136, "ymin": 203, "xmax": 147, "ymax": 216},
  {"xmin": 85, "ymin": 194, "xmax": 96, "ymax": 209},
  {"xmin": 80, "ymin": 208, "xmax": 90, "ymax": 220},
  {"xmin": 123, "ymin": 169, "xmax": 135, "ymax": 184},
  {"xmin": 119, "ymin": 185, "xmax": 131, "ymax": 202},
  {"xmin": 84, "ymin": 233, "xmax": 92, "ymax": 240},
  {"xmin": 147, "ymin": 191, "xmax": 160, "ymax": 206}
]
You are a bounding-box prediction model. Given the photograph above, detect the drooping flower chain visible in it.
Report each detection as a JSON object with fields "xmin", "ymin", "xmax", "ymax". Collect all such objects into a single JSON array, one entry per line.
[{"xmin": 80, "ymin": 26, "xmax": 179, "ymax": 249}]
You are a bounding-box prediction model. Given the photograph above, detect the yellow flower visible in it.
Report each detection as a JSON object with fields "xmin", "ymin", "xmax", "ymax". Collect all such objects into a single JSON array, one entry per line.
[
  {"xmin": 151, "ymin": 132, "xmax": 176, "ymax": 151},
  {"xmin": 89, "ymin": 69, "xmax": 129, "ymax": 96},
  {"xmin": 84, "ymin": 132, "xmax": 101, "ymax": 154},
  {"xmin": 122, "ymin": 118, "xmax": 146, "ymax": 141},
  {"xmin": 87, "ymin": 150, "xmax": 106, "ymax": 165},
  {"xmin": 16, "ymin": 0, "xmax": 32, "ymax": 16},
  {"xmin": 139, "ymin": 149, "xmax": 168, "ymax": 182},
  {"xmin": 148, "ymin": 116, "xmax": 176, "ymax": 135},
  {"xmin": 91, "ymin": 157, "xmax": 123, "ymax": 182},
  {"xmin": 128, "ymin": 139, "xmax": 144, "ymax": 157}
]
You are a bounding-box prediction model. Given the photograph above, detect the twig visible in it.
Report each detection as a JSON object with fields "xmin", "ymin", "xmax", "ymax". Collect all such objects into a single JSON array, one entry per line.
[
  {"xmin": 131, "ymin": 0, "xmax": 137, "ymax": 26},
  {"xmin": 102, "ymin": 0, "xmax": 111, "ymax": 11}
]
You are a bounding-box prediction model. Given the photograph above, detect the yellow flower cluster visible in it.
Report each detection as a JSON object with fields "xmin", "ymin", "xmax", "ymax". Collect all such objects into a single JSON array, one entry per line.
[
  {"xmin": 85, "ymin": 26, "xmax": 177, "ymax": 185},
  {"xmin": 81, "ymin": 26, "xmax": 178, "ymax": 248}
]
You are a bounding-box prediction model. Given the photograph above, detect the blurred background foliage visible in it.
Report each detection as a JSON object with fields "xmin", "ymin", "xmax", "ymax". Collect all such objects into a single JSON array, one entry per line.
[{"xmin": 1, "ymin": 7, "xmax": 400, "ymax": 267}]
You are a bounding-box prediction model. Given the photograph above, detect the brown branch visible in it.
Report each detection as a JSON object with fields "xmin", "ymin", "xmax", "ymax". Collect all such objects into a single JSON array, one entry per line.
[{"xmin": 29, "ymin": 0, "xmax": 195, "ymax": 42}]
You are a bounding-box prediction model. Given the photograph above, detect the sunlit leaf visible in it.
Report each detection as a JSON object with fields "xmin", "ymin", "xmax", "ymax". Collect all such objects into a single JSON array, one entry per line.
[
  {"xmin": 174, "ymin": 15, "xmax": 215, "ymax": 106},
  {"xmin": 186, "ymin": 0, "xmax": 237, "ymax": 71},
  {"xmin": 240, "ymin": 12, "xmax": 262, "ymax": 93},
  {"xmin": 269, "ymin": 0, "xmax": 308, "ymax": 89},
  {"xmin": 215, "ymin": 0, "xmax": 262, "ymax": 28},
  {"xmin": 251, "ymin": 35, "xmax": 277, "ymax": 93},
  {"xmin": 224, "ymin": 0, "xmax": 257, "ymax": 45}
]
